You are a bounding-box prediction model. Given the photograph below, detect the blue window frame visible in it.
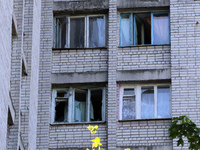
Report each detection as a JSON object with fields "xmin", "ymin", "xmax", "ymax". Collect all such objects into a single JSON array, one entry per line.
[{"xmin": 120, "ymin": 12, "xmax": 170, "ymax": 46}]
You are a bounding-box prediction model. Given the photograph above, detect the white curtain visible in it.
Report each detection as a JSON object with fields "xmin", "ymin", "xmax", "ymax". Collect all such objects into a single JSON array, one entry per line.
[
  {"xmin": 153, "ymin": 15, "xmax": 169, "ymax": 44},
  {"xmin": 90, "ymin": 17, "xmax": 104, "ymax": 47},
  {"xmin": 74, "ymin": 101, "xmax": 86, "ymax": 122},
  {"xmin": 121, "ymin": 16, "xmax": 130, "ymax": 46},
  {"xmin": 141, "ymin": 88, "xmax": 154, "ymax": 119},
  {"xmin": 157, "ymin": 87, "xmax": 170, "ymax": 118}
]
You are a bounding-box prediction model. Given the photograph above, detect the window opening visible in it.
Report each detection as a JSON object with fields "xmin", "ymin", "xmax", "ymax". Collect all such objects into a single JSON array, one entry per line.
[
  {"xmin": 120, "ymin": 12, "xmax": 169, "ymax": 46},
  {"xmin": 54, "ymin": 15, "xmax": 106, "ymax": 48}
]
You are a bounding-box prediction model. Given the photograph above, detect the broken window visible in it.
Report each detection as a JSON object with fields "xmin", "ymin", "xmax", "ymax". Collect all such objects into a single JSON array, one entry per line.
[
  {"xmin": 53, "ymin": 15, "xmax": 106, "ymax": 48},
  {"xmin": 52, "ymin": 87, "xmax": 106, "ymax": 123},
  {"xmin": 120, "ymin": 12, "xmax": 170, "ymax": 46},
  {"xmin": 120, "ymin": 84, "xmax": 171, "ymax": 120}
]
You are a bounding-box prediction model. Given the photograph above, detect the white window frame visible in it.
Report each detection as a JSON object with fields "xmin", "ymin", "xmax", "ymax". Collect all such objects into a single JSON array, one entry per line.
[
  {"xmin": 119, "ymin": 84, "xmax": 171, "ymax": 120},
  {"xmin": 51, "ymin": 87, "xmax": 106, "ymax": 124},
  {"xmin": 53, "ymin": 14, "xmax": 106, "ymax": 48}
]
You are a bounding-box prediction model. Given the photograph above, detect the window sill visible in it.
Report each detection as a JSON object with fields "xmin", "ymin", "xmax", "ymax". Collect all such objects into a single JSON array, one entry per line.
[
  {"xmin": 50, "ymin": 121, "xmax": 106, "ymax": 126},
  {"xmin": 52, "ymin": 47, "xmax": 108, "ymax": 51},
  {"xmin": 118, "ymin": 117, "xmax": 172, "ymax": 122},
  {"xmin": 118, "ymin": 44, "xmax": 170, "ymax": 48}
]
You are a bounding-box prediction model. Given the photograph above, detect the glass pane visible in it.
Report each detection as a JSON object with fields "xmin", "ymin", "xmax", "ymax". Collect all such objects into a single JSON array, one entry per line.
[
  {"xmin": 157, "ymin": 85, "xmax": 170, "ymax": 118},
  {"xmin": 123, "ymin": 89, "xmax": 134, "ymax": 95},
  {"xmin": 122, "ymin": 89, "xmax": 135, "ymax": 120},
  {"xmin": 135, "ymin": 13, "xmax": 151, "ymax": 44},
  {"xmin": 74, "ymin": 89, "xmax": 87, "ymax": 122},
  {"xmin": 70, "ymin": 18, "xmax": 85, "ymax": 48},
  {"xmin": 141, "ymin": 86, "xmax": 154, "ymax": 119},
  {"xmin": 153, "ymin": 13, "xmax": 169, "ymax": 44},
  {"xmin": 56, "ymin": 17, "xmax": 66, "ymax": 48},
  {"xmin": 55, "ymin": 101, "xmax": 68, "ymax": 122},
  {"xmin": 57, "ymin": 91, "xmax": 68, "ymax": 98},
  {"xmin": 135, "ymin": 16, "xmax": 144, "ymax": 45},
  {"xmin": 89, "ymin": 16, "xmax": 104, "ymax": 48},
  {"xmin": 90, "ymin": 89, "xmax": 102, "ymax": 121},
  {"xmin": 121, "ymin": 14, "xmax": 130, "ymax": 46}
]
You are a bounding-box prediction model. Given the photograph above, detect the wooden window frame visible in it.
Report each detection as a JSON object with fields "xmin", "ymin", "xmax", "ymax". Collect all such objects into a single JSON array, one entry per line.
[
  {"xmin": 120, "ymin": 11, "xmax": 170, "ymax": 46},
  {"xmin": 52, "ymin": 87, "xmax": 106, "ymax": 124},
  {"xmin": 53, "ymin": 14, "xmax": 106, "ymax": 48}
]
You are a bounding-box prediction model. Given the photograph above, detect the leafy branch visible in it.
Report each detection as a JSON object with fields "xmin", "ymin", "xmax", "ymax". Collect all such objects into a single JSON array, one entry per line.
[{"xmin": 169, "ymin": 115, "xmax": 200, "ymax": 150}]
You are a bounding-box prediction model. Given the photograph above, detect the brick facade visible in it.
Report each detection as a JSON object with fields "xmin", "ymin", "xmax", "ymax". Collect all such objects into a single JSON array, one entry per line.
[{"xmin": 1, "ymin": 0, "xmax": 200, "ymax": 150}]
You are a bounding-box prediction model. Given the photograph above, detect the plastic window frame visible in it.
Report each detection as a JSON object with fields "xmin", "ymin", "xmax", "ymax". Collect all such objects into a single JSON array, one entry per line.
[{"xmin": 119, "ymin": 84, "xmax": 171, "ymax": 120}]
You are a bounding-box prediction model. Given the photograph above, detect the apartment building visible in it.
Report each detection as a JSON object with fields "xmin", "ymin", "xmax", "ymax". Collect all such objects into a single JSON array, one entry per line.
[
  {"xmin": 1, "ymin": 0, "xmax": 200, "ymax": 149},
  {"xmin": 0, "ymin": 0, "xmax": 41, "ymax": 149}
]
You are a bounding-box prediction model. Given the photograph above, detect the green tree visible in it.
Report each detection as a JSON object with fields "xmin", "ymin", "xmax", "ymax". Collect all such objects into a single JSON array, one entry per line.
[{"xmin": 169, "ymin": 115, "xmax": 200, "ymax": 150}]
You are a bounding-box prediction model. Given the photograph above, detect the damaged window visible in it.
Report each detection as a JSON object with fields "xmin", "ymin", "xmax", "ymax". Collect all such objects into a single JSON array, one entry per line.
[
  {"xmin": 52, "ymin": 87, "xmax": 106, "ymax": 123},
  {"xmin": 53, "ymin": 15, "xmax": 106, "ymax": 48},
  {"xmin": 120, "ymin": 12, "xmax": 170, "ymax": 46},
  {"xmin": 120, "ymin": 84, "xmax": 171, "ymax": 120}
]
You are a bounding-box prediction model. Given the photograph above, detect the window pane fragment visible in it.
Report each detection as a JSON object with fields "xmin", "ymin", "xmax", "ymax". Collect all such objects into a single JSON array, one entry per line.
[
  {"xmin": 121, "ymin": 14, "xmax": 130, "ymax": 46},
  {"xmin": 89, "ymin": 16, "xmax": 104, "ymax": 48},
  {"xmin": 153, "ymin": 13, "xmax": 169, "ymax": 44},
  {"xmin": 74, "ymin": 89, "xmax": 87, "ymax": 122},
  {"xmin": 141, "ymin": 86, "xmax": 154, "ymax": 119},
  {"xmin": 70, "ymin": 18, "xmax": 85, "ymax": 48},
  {"xmin": 56, "ymin": 17, "xmax": 66, "ymax": 48},
  {"xmin": 135, "ymin": 16, "xmax": 144, "ymax": 45},
  {"xmin": 122, "ymin": 89, "xmax": 135, "ymax": 120},
  {"xmin": 157, "ymin": 85, "xmax": 170, "ymax": 118},
  {"xmin": 90, "ymin": 89, "xmax": 102, "ymax": 121},
  {"xmin": 55, "ymin": 101, "xmax": 68, "ymax": 122}
]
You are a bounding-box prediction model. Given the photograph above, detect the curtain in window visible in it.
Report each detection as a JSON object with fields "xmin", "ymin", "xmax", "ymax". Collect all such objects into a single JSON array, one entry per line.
[
  {"xmin": 70, "ymin": 18, "xmax": 85, "ymax": 48},
  {"xmin": 74, "ymin": 90, "xmax": 86, "ymax": 122},
  {"xmin": 141, "ymin": 87, "xmax": 154, "ymax": 119},
  {"xmin": 157, "ymin": 86, "xmax": 170, "ymax": 118},
  {"xmin": 121, "ymin": 15, "xmax": 130, "ymax": 46},
  {"xmin": 153, "ymin": 14, "xmax": 169, "ymax": 44},
  {"xmin": 89, "ymin": 17, "xmax": 104, "ymax": 48},
  {"xmin": 74, "ymin": 101, "xmax": 86, "ymax": 122},
  {"xmin": 122, "ymin": 89, "xmax": 135, "ymax": 120}
]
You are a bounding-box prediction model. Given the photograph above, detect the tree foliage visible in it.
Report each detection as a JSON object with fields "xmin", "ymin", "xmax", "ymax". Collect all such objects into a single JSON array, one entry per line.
[{"xmin": 169, "ymin": 115, "xmax": 200, "ymax": 150}]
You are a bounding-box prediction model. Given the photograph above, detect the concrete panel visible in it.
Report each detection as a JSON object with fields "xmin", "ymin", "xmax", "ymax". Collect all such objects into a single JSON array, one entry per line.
[
  {"xmin": 51, "ymin": 71, "xmax": 108, "ymax": 84},
  {"xmin": 53, "ymin": 0, "xmax": 109, "ymax": 12},
  {"xmin": 117, "ymin": 69, "xmax": 171, "ymax": 81},
  {"xmin": 117, "ymin": 0, "xmax": 169, "ymax": 9}
]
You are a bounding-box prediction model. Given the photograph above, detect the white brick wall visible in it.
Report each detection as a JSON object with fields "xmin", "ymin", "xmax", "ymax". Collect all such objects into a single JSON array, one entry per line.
[
  {"xmin": 0, "ymin": 0, "xmax": 13, "ymax": 150},
  {"xmin": 170, "ymin": 0, "xmax": 200, "ymax": 149},
  {"xmin": 52, "ymin": 49, "xmax": 108, "ymax": 73},
  {"xmin": 49, "ymin": 124, "xmax": 107, "ymax": 149},
  {"xmin": 117, "ymin": 46, "xmax": 171, "ymax": 71}
]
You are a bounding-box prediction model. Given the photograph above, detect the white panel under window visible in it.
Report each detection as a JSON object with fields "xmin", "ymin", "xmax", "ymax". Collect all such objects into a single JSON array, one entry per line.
[
  {"xmin": 70, "ymin": 18, "xmax": 85, "ymax": 48},
  {"xmin": 157, "ymin": 85, "xmax": 170, "ymax": 118},
  {"xmin": 89, "ymin": 16, "xmax": 104, "ymax": 48},
  {"xmin": 141, "ymin": 86, "xmax": 154, "ymax": 119},
  {"xmin": 120, "ymin": 14, "xmax": 130, "ymax": 46},
  {"xmin": 122, "ymin": 89, "xmax": 135, "ymax": 120},
  {"xmin": 153, "ymin": 13, "xmax": 169, "ymax": 44}
]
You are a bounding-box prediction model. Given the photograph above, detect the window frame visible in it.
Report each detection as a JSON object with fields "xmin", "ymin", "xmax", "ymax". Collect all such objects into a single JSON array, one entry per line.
[
  {"xmin": 119, "ymin": 84, "xmax": 171, "ymax": 121},
  {"xmin": 53, "ymin": 14, "xmax": 106, "ymax": 49},
  {"xmin": 51, "ymin": 87, "xmax": 106, "ymax": 124},
  {"xmin": 120, "ymin": 11, "xmax": 170, "ymax": 47}
]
